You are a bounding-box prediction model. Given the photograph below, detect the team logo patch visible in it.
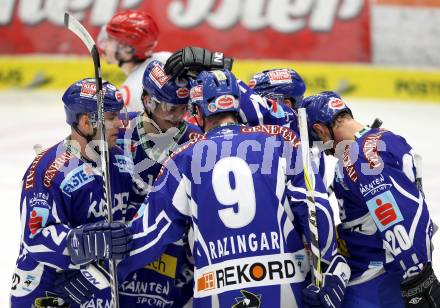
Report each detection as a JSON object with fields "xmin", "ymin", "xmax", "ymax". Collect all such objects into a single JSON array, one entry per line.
[
  {"xmin": 60, "ymin": 165, "xmax": 95, "ymax": 197},
  {"xmin": 150, "ymin": 64, "xmax": 171, "ymax": 88},
  {"xmin": 267, "ymin": 69, "xmax": 292, "ymax": 85},
  {"xmin": 115, "ymin": 90, "xmax": 123, "ymax": 103},
  {"xmin": 360, "ymin": 174, "xmax": 392, "ymax": 197},
  {"xmin": 366, "ymin": 190, "xmax": 403, "ymax": 231},
  {"xmin": 176, "ymin": 87, "xmax": 189, "ymax": 98},
  {"xmin": 29, "ymin": 192, "xmax": 50, "ymax": 209},
  {"xmin": 190, "ymin": 85, "xmax": 203, "ymax": 101},
  {"xmin": 11, "ymin": 264, "xmax": 44, "ymax": 298},
  {"xmin": 232, "ymin": 290, "xmax": 262, "ymax": 308},
  {"xmin": 409, "ymin": 298, "xmax": 423, "ymax": 305},
  {"xmin": 248, "ymin": 79, "xmax": 256, "ymax": 89},
  {"xmin": 80, "ymin": 82, "xmax": 106, "ymax": 98},
  {"xmin": 215, "ymin": 95, "xmax": 236, "ymax": 109},
  {"xmin": 28, "ymin": 207, "xmax": 49, "ymax": 238},
  {"xmin": 329, "ymin": 98, "xmax": 345, "ymax": 109},
  {"xmin": 208, "ymin": 102, "xmax": 218, "ymax": 112}
]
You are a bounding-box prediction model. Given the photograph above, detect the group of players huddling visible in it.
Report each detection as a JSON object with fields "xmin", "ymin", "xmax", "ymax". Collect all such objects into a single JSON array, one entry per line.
[{"xmin": 10, "ymin": 9, "xmax": 440, "ymax": 308}]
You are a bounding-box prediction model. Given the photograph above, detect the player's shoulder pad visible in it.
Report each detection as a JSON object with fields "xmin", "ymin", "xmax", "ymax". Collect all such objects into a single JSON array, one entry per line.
[
  {"xmin": 152, "ymin": 51, "xmax": 173, "ymax": 63},
  {"xmin": 186, "ymin": 122, "xmax": 203, "ymax": 134},
  {"xmin": 359, "ymin": 128, "xmax": 412, "ymax": 167},
  {"xmin": 23, "ymin": 142, "xmax": 75, "ymax": 192},
  {"xmin": 157, "ymin": 133, "xmax": 207, "ymax": 179},
  {"xmin": 240, "ymin": 124, "xmax": 300, "ymax": 148}
]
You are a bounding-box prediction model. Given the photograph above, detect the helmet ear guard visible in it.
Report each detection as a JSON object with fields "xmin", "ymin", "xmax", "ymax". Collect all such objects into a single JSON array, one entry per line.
[
  {"xmin": 189, "ymin": 69, "xmax": 240, "ymax": 119},
  {"xmin": 62, "ymin": 78, "xmax": 124, "ymax": 126}
]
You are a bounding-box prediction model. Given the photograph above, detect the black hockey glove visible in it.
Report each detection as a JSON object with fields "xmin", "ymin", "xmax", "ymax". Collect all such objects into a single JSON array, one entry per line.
[
  {"xmin": 54, "ymin": 264, "xmax": 110, "ymax": 305},
  {"xmin": 164, "ymin": 46, "xmax": 234, "ymax": 78},
  {"xmin": 400, "ymin": 263, "xmax": 440, "ymax": 308}
]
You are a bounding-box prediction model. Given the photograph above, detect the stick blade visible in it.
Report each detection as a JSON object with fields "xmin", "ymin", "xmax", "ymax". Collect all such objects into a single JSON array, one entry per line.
[{"xmin": 64, "ymin": 12, "xmax": 95, "ymax": 53}]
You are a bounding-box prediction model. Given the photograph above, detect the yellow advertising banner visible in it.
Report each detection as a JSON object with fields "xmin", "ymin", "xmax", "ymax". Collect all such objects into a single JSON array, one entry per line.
[{"xmin": 1, "ymin": 57, "xmax": 439, "ymax": 103}]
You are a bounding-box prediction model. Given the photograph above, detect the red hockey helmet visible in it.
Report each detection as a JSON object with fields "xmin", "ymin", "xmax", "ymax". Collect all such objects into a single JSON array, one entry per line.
[{"xmin": 106, "ymin": 10, "xmax": 159, "ymax": 60}]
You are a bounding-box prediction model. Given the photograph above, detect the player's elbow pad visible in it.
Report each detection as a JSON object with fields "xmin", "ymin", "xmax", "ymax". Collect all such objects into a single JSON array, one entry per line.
[{"xmin": 400, "ymin": 263, "xmax": 440, "ymax": 308}]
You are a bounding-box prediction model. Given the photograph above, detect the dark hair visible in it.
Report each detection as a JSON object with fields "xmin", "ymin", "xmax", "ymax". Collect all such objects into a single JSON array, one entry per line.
[
  {"xmin": 332, "ymin": 111, "xmax": 353, "ymax": 127},
  {"xmin": 206, "ymin": 111, "xmax": 238, "ymax": 124}
]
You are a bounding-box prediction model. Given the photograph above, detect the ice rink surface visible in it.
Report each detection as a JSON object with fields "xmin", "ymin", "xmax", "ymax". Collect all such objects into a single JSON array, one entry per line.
[{"xmin": 0, "ymin": 91, "xmax": 439, "ymax": 306}]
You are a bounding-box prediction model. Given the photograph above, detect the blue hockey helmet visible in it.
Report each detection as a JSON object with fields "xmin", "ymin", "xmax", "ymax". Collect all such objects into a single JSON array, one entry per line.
[
  {"xmin": 142, "ymin": 60, "xmax": 190, "ymax": 105},
  {"xmin": 249, "ymin": 68, "xmax": 306, "ymax": 109},
  {"xmin": 302, "ymin": 91, "xmax": 352, "ymax": 128},
  {"xmin": 62, "ymin": 78, "xmax": 124, "ymax": 126},
  {"xmin": 190, "ymin": 69, "xmax": 240, "ymax": 118}
]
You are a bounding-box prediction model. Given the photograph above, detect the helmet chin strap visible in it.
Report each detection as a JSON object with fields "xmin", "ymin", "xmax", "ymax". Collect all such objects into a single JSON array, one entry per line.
[
  {"xmin": 73, "ymin": 123, "xmax": 97, "ymax": 144},
  {"xmin": 324, "ymin": 124, "xmax": 336, "ymax": 155},
  {"xmin": 191, "ymin": 105, "xmax": 206, "ymax": 132}
]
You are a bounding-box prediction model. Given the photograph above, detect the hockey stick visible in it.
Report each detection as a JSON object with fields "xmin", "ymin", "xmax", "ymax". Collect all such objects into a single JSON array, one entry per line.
[
  {"xmin": 64, "ymin": 13, "xmax": 120, "ymax": 308},
  {"xmin": 297, "ymin": 108, "xmax": 322, "ymax": 288}
]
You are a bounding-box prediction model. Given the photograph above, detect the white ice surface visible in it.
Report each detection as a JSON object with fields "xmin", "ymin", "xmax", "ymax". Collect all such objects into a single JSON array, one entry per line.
[{"xmin": 0, "ymin": 91, "xmax": 439, "ymax": 306}]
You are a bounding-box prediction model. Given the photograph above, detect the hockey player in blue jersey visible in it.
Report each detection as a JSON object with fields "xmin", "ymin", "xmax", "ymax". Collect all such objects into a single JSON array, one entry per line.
[
  {"xmin": 118, "ymin": 60, "xmax": 202, "ymax": 188},
  {"xmin": 247, "ymin": 68, "xmax": 330, "ymax": 187},
  {"xmin": 114, "ymin": 69, "xmax": 351, "ymax": 308},
  {"xmin": 10, "ymin": 78, "xmax": 137, "ymax": 307},
  {"xmin": 117, "ymin": 60, "xmax": 200, "ymax": 307},
  {"xmin": 302, "ymin": 91, "xmax": 440, "ymax": 307},
  {"xmin": 249, "ymin": 68, "xmax": 305, "ymax": 111}
]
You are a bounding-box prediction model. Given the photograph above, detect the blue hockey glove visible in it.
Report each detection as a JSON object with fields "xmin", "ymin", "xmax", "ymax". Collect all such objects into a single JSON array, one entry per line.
[
  {"xmin": 302, "ymin": 255, "xmax": 350, "ymax": 308},
  {"xmin": 54, "ymin": 264, "xmax": 110, "ymax": 305},
  {"xmin": 302, "ymin": 274, "xmax": 346, "ymax": 308},
  {"xmin": 67, "ymin": 221, "xmax": 132, "ymax": 265}
]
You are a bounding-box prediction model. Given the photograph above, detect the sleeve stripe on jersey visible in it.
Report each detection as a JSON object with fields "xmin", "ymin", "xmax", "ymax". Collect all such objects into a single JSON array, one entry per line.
[
  {"xmin": 130, "ymin": 210, "xmax": 172, "ymax": 256},
  {"xmin": 22, "ymin": 241, "xmax": 55, "ymax": 254},
  {"xmin": 172, "ymin": 174, "xmax": 191, "ymax": 216},
  {"xmin": 390, "ymin": 176, "xmax": 424, "ymax": 243},
  {"xmin": 287, "ymin": 183, "xmax": 328, "ymax": 200},
  {"xmin": 276, "ymin": 157, "xmax": 288, "ymax": 253},
  {"xmin": 315, "ymin": 202, "xmax": 334, "ymax": 260}
]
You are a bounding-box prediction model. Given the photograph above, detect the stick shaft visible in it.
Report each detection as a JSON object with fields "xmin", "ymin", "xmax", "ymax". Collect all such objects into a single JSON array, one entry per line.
[{"xmin": 64, "ymin": 12, "xmax": 119, "ymax": 307}]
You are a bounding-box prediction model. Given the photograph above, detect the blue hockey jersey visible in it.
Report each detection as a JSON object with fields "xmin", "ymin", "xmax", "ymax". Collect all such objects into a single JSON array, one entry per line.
[
  {"xmin": 238, "ymin": 80, "xmax": 298, "ymax": 131},
  {"xmin": 238, "ymin": 81, "xmax": 327, "ymax": 182},
  {"xmin": 10, "ymin": 139, "xmax": 144, "ymax": 307},
  {"xmin": 118, "ymin": 124, "xmax": 338, "ymax": 308},
  {"xmin": 117, "ymin": 112, "xmax": 201, "ymax": 307},
  {"xmin": 333, "ymin": 127, "xmax": 435, "ymax": 285}
]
